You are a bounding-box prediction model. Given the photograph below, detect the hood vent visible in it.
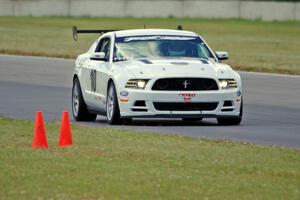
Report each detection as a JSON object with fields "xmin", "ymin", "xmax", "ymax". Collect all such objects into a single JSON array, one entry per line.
[
  {"xmin": 139, "ymin": 59, "xmax": 152, "ymax": 64},
  {"xmin": 200, "ymin": 59, "xmax": 209, "ymax": 64}
]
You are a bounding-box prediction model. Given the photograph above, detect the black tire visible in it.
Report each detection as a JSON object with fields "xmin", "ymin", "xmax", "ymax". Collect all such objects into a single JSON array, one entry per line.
[
  {"xmin": 106, "ymin": 82, "xmax": 121, "ymax": 125},
  {"xmin": 217, "ymin": 99, "xmax": 243, "ymax": 126},
  {"xmin": 122, "ymin": 118, "xmax": 132, "ymax": 125},
  {"xmin": 182, "ymin": 118, "xmax": 203, "ymax": 122},
  {"xmin": 72, "ymin": 78, "xmax": 97, "ymax": 121}
]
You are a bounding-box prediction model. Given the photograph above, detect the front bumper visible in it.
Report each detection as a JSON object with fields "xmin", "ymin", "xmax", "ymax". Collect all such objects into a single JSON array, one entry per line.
[{"xmin": 118, "ymin": 88, "xmax": 242, "ymax": 119}]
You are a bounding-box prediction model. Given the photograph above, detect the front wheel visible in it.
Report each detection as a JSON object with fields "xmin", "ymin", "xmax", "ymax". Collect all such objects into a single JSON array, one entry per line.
[
  {"xmin": 72, "ymin": 78, "xmax": 97, "ymax": 121},
  {"xmin": 106, "ymin": 82, "xmax": 121, "ymax": 125},
  {"xmin": 217, "ymin": 100, "xmax": 243, "ymax": 126}
]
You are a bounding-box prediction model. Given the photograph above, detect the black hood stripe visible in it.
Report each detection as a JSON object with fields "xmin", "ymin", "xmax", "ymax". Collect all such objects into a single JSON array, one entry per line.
[{"xmin": 139, "ymin": 59, "xmax": 153, "ymax": 64}]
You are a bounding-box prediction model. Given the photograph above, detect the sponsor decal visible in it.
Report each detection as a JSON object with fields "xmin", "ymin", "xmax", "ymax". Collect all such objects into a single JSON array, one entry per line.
[
  {"xmin": 94, "ymin": 96, "xmax": 102, "ymax": 101},
  {"xmin": 124, "ymin": 36, "xmax": 196, "ymax": 42},
  {"xmin": 120, "ymin": 90, "xmax": 129, "ymax": 97},
  {"xmin": 90, "ymin": 70, "xmax": 97, "ymax": 92},
  {"xmin": 179, "ymin": 93, "xmax": 196, "ymax": 103}
]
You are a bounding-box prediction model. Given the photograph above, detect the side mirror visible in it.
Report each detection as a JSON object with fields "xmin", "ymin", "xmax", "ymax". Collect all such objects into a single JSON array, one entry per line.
[
  {"xmin": 215, "ymin": 51, "xmax": 229, "ymax": 61},
  {"xmin": 90, "ymin": 52, "xmax": 106, "ymax": 61}
]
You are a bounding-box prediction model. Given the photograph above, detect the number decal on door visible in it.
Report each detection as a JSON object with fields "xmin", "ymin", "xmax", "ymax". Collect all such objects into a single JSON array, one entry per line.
[{"xmin": 90, "ymin": 70, "xmax": 96, "ymax": 92}]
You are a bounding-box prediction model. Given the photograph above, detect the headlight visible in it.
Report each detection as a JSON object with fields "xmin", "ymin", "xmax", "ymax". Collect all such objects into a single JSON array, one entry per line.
[
  {"xmin": 125, "ymin": 79, "xmax": 149, "ymax": 89},
  {"xmin": 219, "ymin": 79, "xmax": 237, "ymax": 89}
]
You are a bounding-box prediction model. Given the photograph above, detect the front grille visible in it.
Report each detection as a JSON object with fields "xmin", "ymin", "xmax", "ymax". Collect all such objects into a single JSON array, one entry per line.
[
  {"xmin": 153, "ymin": 102, "xmax": 218, "ymax": 111},
  {"xmin": 152, "ymin": 78, "xmax": 218, "ymax": 91}
]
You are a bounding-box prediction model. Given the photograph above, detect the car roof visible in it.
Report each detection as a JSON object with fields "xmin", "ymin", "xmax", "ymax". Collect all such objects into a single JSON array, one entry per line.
[{"xmin": 108, "ymin": 29, "xmax": 198, "ymax": 37}]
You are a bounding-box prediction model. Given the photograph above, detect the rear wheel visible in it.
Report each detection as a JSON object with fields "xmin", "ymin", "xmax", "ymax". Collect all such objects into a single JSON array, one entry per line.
[
  {"xmin": 72, "ymin": 78, "xmax": 97, "ymax": 121},
  {"xmin": 106, "ymin": 82, "xmax": 121, "ymax": 125},
  {"xmin": 217, "ymin": 100, "xmax": 243, "ymax": 126}
]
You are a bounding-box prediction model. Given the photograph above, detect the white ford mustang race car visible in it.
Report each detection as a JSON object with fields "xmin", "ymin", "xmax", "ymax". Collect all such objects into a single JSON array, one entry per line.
[{"xmin": 71, "ymin": 26, "xmax": 243, "ymax": 125}]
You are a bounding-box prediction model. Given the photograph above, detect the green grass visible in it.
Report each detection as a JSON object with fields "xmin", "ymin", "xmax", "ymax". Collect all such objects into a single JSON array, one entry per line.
[
  {"xmin": 0, "ymin": 16, "xmax": 300, "ymax": 75},
  {"xmin": 0, "ymin": 117, "xmax": 299, "ymax": 199}
]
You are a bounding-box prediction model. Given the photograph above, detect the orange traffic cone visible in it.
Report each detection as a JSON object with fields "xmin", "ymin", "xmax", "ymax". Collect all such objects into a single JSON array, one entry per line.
[
  {"xmin": 58, "ymin": 111, "xmax": 73, "ymax": 148},
  {"xmin": 32, "ymin": 111, "xmax": 48, "ymax": 149}
]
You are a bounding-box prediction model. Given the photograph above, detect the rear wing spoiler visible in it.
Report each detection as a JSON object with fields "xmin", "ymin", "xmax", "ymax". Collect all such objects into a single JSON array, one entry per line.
[
  {"xmin": 72, "ymin": 26, "xmax": 117, "ymax": 41},
  {"xmin": 72, "ymin": 25, "xmax": 184, "ymax": 41}
]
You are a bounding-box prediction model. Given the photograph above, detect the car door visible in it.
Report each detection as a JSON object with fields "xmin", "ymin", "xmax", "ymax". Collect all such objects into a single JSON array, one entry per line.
[
  {"xmin": 88, "ymin": 36, "xmax": 112, "ymax": 110},
  {"xmin": 81, "ymin": 40, "xmax": 100, "ymax": 106}
]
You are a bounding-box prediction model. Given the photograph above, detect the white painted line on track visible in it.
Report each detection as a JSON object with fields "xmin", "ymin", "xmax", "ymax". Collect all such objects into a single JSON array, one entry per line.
[
  {"xmin": 0, "ymin": 54, "xmax": 74, "ymax": 61},
  {"xmin": 239, "ymin": 71, "xmax": 300, "ymax": 78}
]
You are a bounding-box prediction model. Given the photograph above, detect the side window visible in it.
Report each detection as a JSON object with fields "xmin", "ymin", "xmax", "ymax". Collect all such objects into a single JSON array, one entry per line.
[{"xmin": 95, "ymin": 38, "xmax": 110, "ymax": 62}]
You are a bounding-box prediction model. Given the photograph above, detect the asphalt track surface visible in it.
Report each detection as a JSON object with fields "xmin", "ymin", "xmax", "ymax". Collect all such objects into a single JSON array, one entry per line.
[{"xmin": 0, "ymin": 54, "xmax": 300, "ymax": 148}]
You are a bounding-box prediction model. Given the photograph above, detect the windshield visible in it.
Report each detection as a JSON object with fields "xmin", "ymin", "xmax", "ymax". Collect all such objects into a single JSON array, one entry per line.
[{"xmin": 114, "ymin": 35, "xmax": 215, "ymax": 61}]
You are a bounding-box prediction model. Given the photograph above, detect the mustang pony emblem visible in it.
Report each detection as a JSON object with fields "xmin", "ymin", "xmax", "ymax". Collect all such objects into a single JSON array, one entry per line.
[
  {"xmin": 179, "ymin": 93, "xmax": 196, "ymax": 103},
  {"xmin": 182, "ymin": 80, "xmax": 190, "ymax": 89}
]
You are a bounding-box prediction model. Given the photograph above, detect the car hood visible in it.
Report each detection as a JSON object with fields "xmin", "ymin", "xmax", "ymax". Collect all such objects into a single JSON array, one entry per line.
[{"xmin": 121, "ymin": 58, "xmax": 234, "ymax": 79}]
